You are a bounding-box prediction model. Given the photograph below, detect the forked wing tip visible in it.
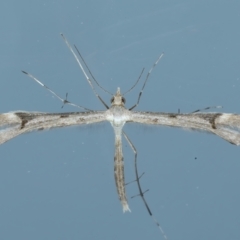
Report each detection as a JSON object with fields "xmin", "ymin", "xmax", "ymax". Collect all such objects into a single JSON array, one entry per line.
[{"xmin": 123, "ymin": 204, "xmax": 131, "ymax": 213}]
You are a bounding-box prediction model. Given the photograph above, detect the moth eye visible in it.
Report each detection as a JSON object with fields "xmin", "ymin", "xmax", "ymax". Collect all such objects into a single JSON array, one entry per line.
[
  {"xmin": 122, "ymin": 97, "xmax": 126, "ymax": 104},
  {"xmin": 110, "ymin": 97, "xmax": 114, "ymax": 103}
]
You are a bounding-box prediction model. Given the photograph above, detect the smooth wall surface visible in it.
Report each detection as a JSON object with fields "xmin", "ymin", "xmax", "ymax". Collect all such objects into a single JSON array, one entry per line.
[{"xmin": 0, "ymin": 1, "xmax": 240, "ymax": 240}]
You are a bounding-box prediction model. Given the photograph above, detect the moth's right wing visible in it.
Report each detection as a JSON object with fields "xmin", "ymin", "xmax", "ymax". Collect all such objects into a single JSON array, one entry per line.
[{"xmin": 0, "ymin": 111, "xmax": 107, "ymax": 144}]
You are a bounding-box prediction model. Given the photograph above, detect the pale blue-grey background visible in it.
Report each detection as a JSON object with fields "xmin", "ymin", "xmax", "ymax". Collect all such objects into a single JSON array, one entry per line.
[{"xmin": 0, "ymin": 1, "xmax": 240, "ymax": 240}]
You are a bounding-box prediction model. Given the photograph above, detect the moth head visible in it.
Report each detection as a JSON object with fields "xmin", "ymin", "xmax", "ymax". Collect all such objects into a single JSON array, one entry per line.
[{"xmin": 111, "ymin": 87, "xmax": 126, "ymax": 106}]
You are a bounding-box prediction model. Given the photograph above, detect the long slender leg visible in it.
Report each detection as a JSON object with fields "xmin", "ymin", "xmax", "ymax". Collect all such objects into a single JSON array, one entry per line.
[
  {"xmin": 22, "ymin": 71, "xmax": 92, "ymax": 111},
  {"xmin": 61, "ymin": 34, "xmax": 109, "ymax": 109},
  {"xmin": 191, "ymin": 105, "xmax": 222, "ymax": 113},
  {"xmin": 123, "ymin": 131, "xmax": 168, "ymax": 240},
  {"xmin": 129, "ymin": 53, "xmax": 164, "ymax": 110}
]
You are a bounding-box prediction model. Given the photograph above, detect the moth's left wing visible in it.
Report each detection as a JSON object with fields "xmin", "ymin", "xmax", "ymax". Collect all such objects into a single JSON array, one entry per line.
[{"xmin": 130, "ymin": 112, "xmax": 240, "ymax": 145}]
